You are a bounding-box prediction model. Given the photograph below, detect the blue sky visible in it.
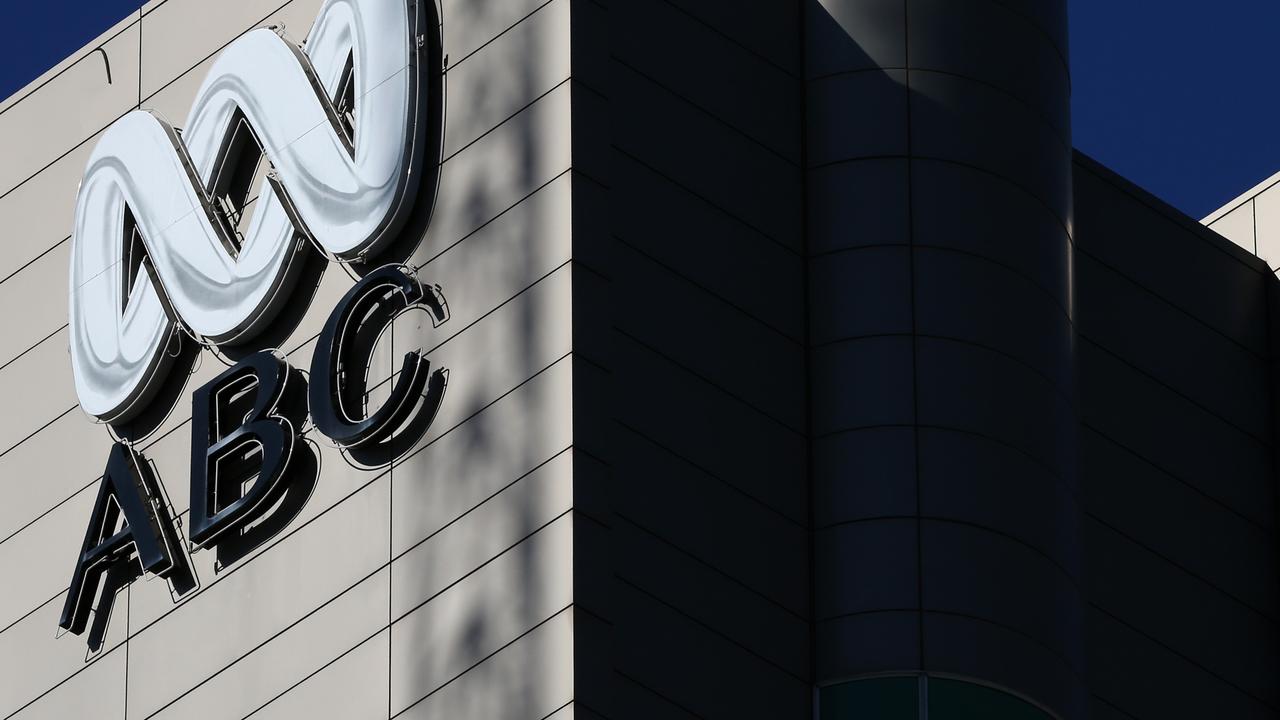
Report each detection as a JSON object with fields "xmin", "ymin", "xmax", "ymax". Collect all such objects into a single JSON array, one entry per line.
[{"xmin": 1, "ymin": 1, "xmax": 1277, "ymax": 220}]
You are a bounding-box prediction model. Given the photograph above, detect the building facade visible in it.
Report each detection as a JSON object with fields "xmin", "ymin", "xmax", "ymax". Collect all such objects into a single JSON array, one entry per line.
[{"xmin": 0, "ymin": 1, "xmax": 1276, "ymax": 719}]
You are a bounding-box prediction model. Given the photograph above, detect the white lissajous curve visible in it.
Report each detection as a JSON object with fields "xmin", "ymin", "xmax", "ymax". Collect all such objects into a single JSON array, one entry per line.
[{"xmin": 69, "ymin": 0, "xmax": 426, "ymax": 422}]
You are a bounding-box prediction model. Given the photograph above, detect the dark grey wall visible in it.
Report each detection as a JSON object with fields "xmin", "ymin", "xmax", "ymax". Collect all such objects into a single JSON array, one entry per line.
[
  {"xmin": 1074, "ymin": 154, "xmax": 1280, "ymax": 719},
  {"xmin": 570, "ymin": 3, "xmax": 1280, "ymax": 720},
  {"xmin": 570, "ymin": 0, "xmax": 812, "ymax": 718},
  {"xmin": 803, "ymin": 0, "xmax": 1082, "ymax": 716}
]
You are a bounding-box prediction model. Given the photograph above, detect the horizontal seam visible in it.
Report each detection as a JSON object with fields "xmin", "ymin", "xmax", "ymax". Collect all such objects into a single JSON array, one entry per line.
[
  {"xmin": 1080, "ymin": 425, "xmax": 1272, "ymax": 533},
  {"xmin": 808, "ymin": 65, "xmax": 1069, "ymax": 148},
  {"xmin": 616, "ymin": 513, "xmax": 807, "ymax": 622},
  {"xmin": 1085, "ymin": 513, "xmax": 1277, "ymax": 624},
  {"xmin": 808, "ymin": 155, "xmax": 1074, "ymax": 242},
  {"xmin": 612, "ymin": 145, "xmax": 801, "ymax": 257},
  {"xmin": 816, "ymin": 423, "xmax": 1076, "ymax": 498},
  {"xmin": 816, "ymin": 514, "xmax": 1081, "ymax": 592},
  {"xmin": 612, "ymin": 54, "xmax": 801, "ymax": 167},
  {"xmin": 1075, "ymin": 159, "xmax": 1271, "ymax": 275},
  {"xmin": 812, "ymin": 242, "xmax": 1073, "ymax": 324},
  {"xmin": 618, "ymin": 576, "xmax": 810, "ymax": 683},
  {"xmin": 612, "ymin": 326, "xmax": 806, "ymax": 437},
  {"xmin": 1075, "ymin": 246, "xmax": 1267, "ymax": 361},
  {"xmin": 1089, "ymin": 602, "xmax": 1279, "ymax": 711},
  {"xmin": 390, "ymin": 605, "xmax": 573, "ymax": 718},
  {"xmin": 1080, "ymin": 333, "xmax": 1271, "ymax": 448},
  {"xmin": 616, "ymin": 420, "xmax": 806, "ymax": 528},
  {"xmin": 613, "ymin": 233, "xmax": 804, "ymax": 345}
]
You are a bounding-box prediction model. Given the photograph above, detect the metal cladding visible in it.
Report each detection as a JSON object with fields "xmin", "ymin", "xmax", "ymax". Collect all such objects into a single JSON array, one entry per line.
[
  {"xmin": 68, "ymin": 0, "xmax": 429, "ymax": 423},
  {"xmin": 804, "ymin": 0, "xmax": 1081, "ymax": 715}
]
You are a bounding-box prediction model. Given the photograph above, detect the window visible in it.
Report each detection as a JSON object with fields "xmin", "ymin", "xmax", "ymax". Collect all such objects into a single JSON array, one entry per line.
[{"xmin": 819, "ymin": 676, "xmax": 1052, "ymax": 720}]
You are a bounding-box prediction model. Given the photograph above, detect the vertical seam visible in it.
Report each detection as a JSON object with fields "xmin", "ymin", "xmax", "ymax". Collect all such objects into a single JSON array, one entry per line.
[
  {"xmin": 798, "ymin": 0, "xmax": 818, "ymax": 717},
  {"xmin": 903, "ymin": 0, "xmax": 926, "ymax": 676},
  {"xmin": 124, "ymin": 584, "xmax": 131, "ymax": 720},
  {"xmin": 388, "ymin": 327, "xmax": 394, "ymax": 720},
  {"xmin": 1253, "ymin": 199, "xmax": 1259, "ymax": 256},
  {"xmin": 137, "ymin": 6, "xmax": 143, "ymax": 108}
]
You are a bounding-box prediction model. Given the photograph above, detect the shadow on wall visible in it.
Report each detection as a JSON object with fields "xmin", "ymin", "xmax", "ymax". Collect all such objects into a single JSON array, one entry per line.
[
  {"xmin": 805, "ymin": 1, "xmax": 1082, "ymax": 718},
  {"xmin": 391, "ymin": 0, "xmax": 562, "ymax": 715}
]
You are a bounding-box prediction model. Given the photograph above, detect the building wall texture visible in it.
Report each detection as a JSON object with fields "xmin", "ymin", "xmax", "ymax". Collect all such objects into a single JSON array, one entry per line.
[
  {"xmin": 1, "ymin": 1, "xmax": 1279, "ymax": 720},
  {"xmin": 0, "ymin": 0, "xmax": 581, "ymax": 717},
  {"xmin": 802, "ymin": 0, "xmax": 1082, "ymax": 714}
]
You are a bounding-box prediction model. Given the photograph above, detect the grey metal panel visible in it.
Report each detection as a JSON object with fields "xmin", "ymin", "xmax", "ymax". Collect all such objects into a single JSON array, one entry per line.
[
  {"xmin": 393, "ymin": 607, "xmax": 574, "ymax": 720},
  {"xmin": 390, "ymin": 453, "xmax": 573, "ymax": 619},
  {"xmin": 389, "ymin": 516, "xmax": 573, "ymax": 715},
  {"xmin": 1077, "ymin": 252, "xmax": 1271, "ymax": 439},
  {"xmin": 125, "ymin": 477, "xmax": 391, "ymax": 718},
  {"xmin": 0, "ymin": 22, "xmax": 139, "ymax": 195},
  {"xmin": 612, "ymin": 0, "xmax": 801, "ymax": 163},
  {"xmin": 816, "ymin": 611, "xmax": 921, "ymax": 681},
  {"xmin": 806, "ymin": 70, "xmax": 910, "ymax": 166},
  {"xmin": 806, "ymin": 0, "xmax": 906, "ymax": 78},
  {"xmin": 978, "ymin": 0, "xmax": 1070, "ymax": 63},
  {"xmin": 909, "ymin": 70, "xmax": 1071, "ymax": 225},
  {"xmin": 0, "ymin": 484, "xmax": 96, "ymax": 632},
  {"xmin": 813, "ymin": 428, "xmax": 917, "ymax": 525},
  {"xmin": 911, "ymin": 158, "xmax": 1072, "ymax": 309},
  {"xmin": 613, "ymin": 583, "xmax": 810, "ymax": 719},
  {"xmin": 915, "ymin": 336, "xmax": 1076, "ymax": 484},
  {"xmin": 405, "ymin": 81, "xmax": 572, "ymax": 268},
  {"xmin": 389, "ymin": 265, "xmax": 574, "ymax": 460},
  {"xmin": 613, "ymin": 430, "xmax": 808, "ymax": 618},
  {"xmin": 921, "ymin": 520, "xmax": 1082, "ymax": 670},
  {"xmin": 806, "ymin": 159, "xmax": 910, "ymax": 255},
  {"xmin": 913, "ymin": 246, "xmax": 1074, "ymax": 392},
  {"xmin": 815, "ymin": 519, "xmax": 919, "ymax": 620},
  {"xmin": 611, "ymin": 62, "xmax": 802, "ymax": 249},
  {"xmin": 439, "ymin": 0, "xmax": 556, "ymax": 69},
  {"xmin": 906, "ymin": 0, "xmax": 1070, "ymax": 139},
  {"xmin": 0, "ymin": 409, "xmax": 109, "ymax": 542},
  {"xmin": 1253, "ymin": 187, "xmax": 1280, "ymax": 267},
  {"xmin": 918, "ymin": 428, "xmax": 1080, "ymax": 581},
  {"xmin": 0, "ymin": 330, "xmax": 76, "ymax": 455},
  {"xmin": 438, "ymin": 0, "xmax": 571, "ymax": 159},
  {"xmin": 808, "ymin": 246, "xmax": 913, "ymax": 344},
  {"xmin": 616, "ymin": 518, "xmax": 810, "ymax": 678},
  {"xmin": 923, "ymin": 611, "xmax": 1086, "ymax": 720},
  {"xmin": 10, "ymin": 643, "xmax": 126, "ymax": 720},
  {"xmin": 1079, "ymin": 341, "xmax": 1273, "ymax": 528},
  {"xmin": 0, "ymin": 242, "xmax": 68, "ymax": 369},
  {"xmin": 810, "ymin": 336, "xmax": 915, "ymax": 435},
  {"xmin": 1084, "ymin": 517, "xmax": 1279, "ymax": 705},
  {"xmin": 610, "ymin": 335, "xmax": 808, "ymax": 522},
  {"xmin": 1086, "ymin": 608, "xmax": 1275, "ymax": 720},
  {"xmin": 611, "ymin": 240, "xmax": 806, "ymax": 430},
  {"xmin": 391, "ymin": 365, "xmax": 574, "ymax": 556},
  {"xmin": 662, "ymin": 0, "xmax": 802, "ymax": 73},
  {"xmin": 1074, "ymin": 160, "xmax": 1270, "ymax": 355},
  {"xmin": 0, "ymin": 593, "xmax": 129, "ymax": 717},
  {"xmin": 804, "ymin": 5, "xmax": 1078, "ymax": 713},
  {"xmin": 1210, "ymin": 200, "xmax": 1257, "ymax": 254},
  {"xmin": 612, "ymin": 673, "xmax": 703, "ymax": 720},
  {"xmin": 147, "ymin": 569, "xmax": 391, "ymax": 720},
  {"xmin": 610, "ymin": 155, "xmax": 804, "ymax": 336},
  {"xmin": 1080, "ymin": 429, "xmax": 1278, "ymax": 618},
  {"xmin": 247, "ymin": 630, "xmax": 389, "ymax": 720},
  {"xmin": 0, "ymin": 135, "xmax": 86, "ymax": 280}
]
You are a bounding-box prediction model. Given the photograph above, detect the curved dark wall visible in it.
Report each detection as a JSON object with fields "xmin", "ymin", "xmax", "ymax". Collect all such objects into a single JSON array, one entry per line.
[{"xmin": 804, "ymin": 1, "xmax": 1083, "ymax": 717}]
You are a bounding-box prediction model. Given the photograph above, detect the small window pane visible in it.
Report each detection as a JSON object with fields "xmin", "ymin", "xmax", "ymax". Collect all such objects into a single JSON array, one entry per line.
[
  {"xmin": 928, "ymin": 678, "xmax": 1051, "ymax": 720},
  {"xmin": 820, "ymin": 677, "xmax": 918, "ymax": 720}
]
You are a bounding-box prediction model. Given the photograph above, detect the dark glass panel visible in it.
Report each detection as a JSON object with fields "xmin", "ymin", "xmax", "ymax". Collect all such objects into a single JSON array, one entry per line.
[
  {"xmin": 928, "ymin": 678, "xmax": 1051, "ymax": 720},
  {"xmin": 820, "ymin": 677, "xmax": 918, "ymax": 720}
]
